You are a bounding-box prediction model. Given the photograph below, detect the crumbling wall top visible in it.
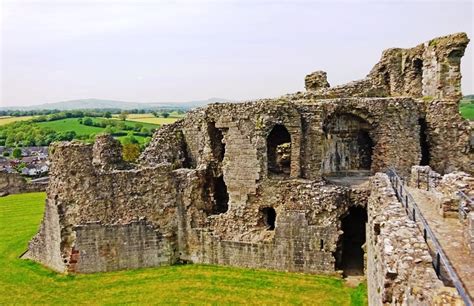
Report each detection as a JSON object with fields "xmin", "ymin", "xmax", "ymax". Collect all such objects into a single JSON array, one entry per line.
[{"xmin": 303, "ymin": 32, "xmax": 469, "ymax": 101}]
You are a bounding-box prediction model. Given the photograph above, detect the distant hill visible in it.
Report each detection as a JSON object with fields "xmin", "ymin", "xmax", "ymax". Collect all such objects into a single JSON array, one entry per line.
[
  {"xmin": 463, "ymin": 94, "xmax": 474, "ymax": 100},
  {"xmin": 0, "ymin": 98, "xmax": 235, "ymax": 111}
]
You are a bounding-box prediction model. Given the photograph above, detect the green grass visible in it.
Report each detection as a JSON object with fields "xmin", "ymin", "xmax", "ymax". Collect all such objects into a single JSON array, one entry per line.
[
  {"xmin": 460, "ymin": 99, "xmax": 474, "ymax": 120},
  {"xmin": 37, "ymin": 118, "xmax": 160, "ymax": 135},
  {"xmin": 0, "ymin": 192, "xmax": 367, "ymax": 305},
  {"xmin": 36, "ymin": 118, "xmax": 161, "ymax": 144},
  {"xmin": 37, "ymin": 118, "xmax": 105, "ymax": 136}
]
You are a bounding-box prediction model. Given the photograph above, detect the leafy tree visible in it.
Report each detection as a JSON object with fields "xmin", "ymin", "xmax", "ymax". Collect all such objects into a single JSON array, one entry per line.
[
  {"xmin": 134, "ymin": 123, "xmax": 143, "ymax": 131},
  {"xmin": 105, "ymin": 125, "xmax": 117, "ymax": 134},
  {"xmin": 12, "ymin": 148, "xmax": 22, "ymax": 158},
  {"xmin": 162, "ymin": 112, "xmax": 170, "ymax": 118},
  {"xmin": 104, "ymin": 111, "xmax": 112, "ymax": 118},
  {"xmin": 83, "ymin": 117, "xmax": 93, "ymax": 126},
  {"xmin": 121, "ymin": 134, "xmax": 139, "ymax": 145},
  {"xmin": 119, "ymin": 111, "xmax": 129, "ymax": 121},
  {"xmin": 122, "ymin": 143, "xmax": 140, "ymax": 162}
]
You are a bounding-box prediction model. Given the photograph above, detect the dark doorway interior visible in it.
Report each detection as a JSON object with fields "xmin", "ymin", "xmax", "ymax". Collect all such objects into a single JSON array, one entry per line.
[
  {"xmin": 211, "ymin": 175, "xmax": 229, "ymax": 214},
  {"xmin": 261, "ymin": 207, "xmax": 276, "ymax": 230},
  {"xmin": 357, "ymin": 130, "xmax": 373, "ymax": 170},
  {"xmin": 267, "ymin": 124, "xmax": 291, "ymax": 176},
  {"xmin": 335, "ymin": 206, "xmax": 367, "ymax": 276},
  {"xmin": 419, "ymin": 118, "xmax": 430, "ymax": 166}
]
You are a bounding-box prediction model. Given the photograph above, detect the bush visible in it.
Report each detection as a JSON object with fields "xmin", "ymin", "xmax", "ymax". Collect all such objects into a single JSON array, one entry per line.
[
  {"xmin": 122, "ymin": 143, "xmax": 140, "ymax": 162},
  {"xmin": 12, "ymin": 148, "xmax": 22, "ymax": 158},
  {"xmin": 121, "ymin": 134, "xmax": 139, "ymax": 145},
  {"xmin": 83, "ymin": 117, "xmax": 93, "ymax": 126}
]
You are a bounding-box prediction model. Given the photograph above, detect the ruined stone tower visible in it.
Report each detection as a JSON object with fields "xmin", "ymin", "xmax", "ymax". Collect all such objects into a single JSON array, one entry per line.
[{"xmin": 25, "ymin": 33, "xmax": 472, "ymax": 304}]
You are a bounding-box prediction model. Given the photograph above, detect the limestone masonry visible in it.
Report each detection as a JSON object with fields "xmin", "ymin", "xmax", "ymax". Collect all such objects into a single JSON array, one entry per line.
[{"xmin": 25, "ymin": 33, "xmax": 473, "ymax": 305}]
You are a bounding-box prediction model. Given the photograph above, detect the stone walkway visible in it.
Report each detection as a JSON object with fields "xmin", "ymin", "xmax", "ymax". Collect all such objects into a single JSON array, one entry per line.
[{"xmin": 407, "ymin": 187, "xmax": 474, "ymax": 300}]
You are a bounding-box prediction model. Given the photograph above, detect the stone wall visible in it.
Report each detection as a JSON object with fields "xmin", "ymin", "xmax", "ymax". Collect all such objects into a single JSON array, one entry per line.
[
  {"xmin": 71, "ymin": 221, "xmax": 174, "ymax": 273},
  {"xmin": 26, "ymin": 140, "xmax": 181, "ymax": 273},
  {"xmin": 466, "ymin": 213, "xmax": 474, "ymax": 254},
  {"xmin": 408, "ymin": 165, "xmax": 442, "ymax": 191},
  {"xmin": 422, "ymin": 101, "xmax": 473, "ymax": 175},
  {"xmin": 409, "ymin": 165, "xmax": 474, "ymax": 218},
  {"xmin": 302, "ymin": 33, "xmax": 469, "ymax": 101},
  {"xmin": 366, "ymin": 173, "xmax": 460, "ymax": 305},
  {"xmin": 190, "ymin": 180, "xmax": 364, "ymax": 274},
  {"xmin": 27, "ymin": 96, "xmax": 470, "ymax": 274},
  {"xmin": 0, "ymin": 172, "xmax": 47, "ymax": 196}
]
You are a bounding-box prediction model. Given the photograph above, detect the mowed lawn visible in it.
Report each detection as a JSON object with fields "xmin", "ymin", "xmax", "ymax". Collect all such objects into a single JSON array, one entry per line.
[{"xmin": 0, "ymin": 192, "xmax": 367, "ymax": 305}]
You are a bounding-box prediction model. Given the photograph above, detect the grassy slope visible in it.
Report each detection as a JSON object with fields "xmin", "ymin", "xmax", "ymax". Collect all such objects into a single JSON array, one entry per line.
[{"xmin": 0, "ymin": 192, "xmax": 367, "ymax": 305}]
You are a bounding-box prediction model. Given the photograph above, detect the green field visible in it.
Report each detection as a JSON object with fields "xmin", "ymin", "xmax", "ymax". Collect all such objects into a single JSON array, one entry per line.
[
  {"xmin": 35, "ymin": 117, "xmax": 162, "ymax": 144},
  {"xmin": 0, "ymin": 116, "xmax": 35, "ymax": 126},
  {"xmin": 113, "ymin": 112, "xmax": 186, "ymax": 125},
  {"xmin": 460, "ymin": 100, "xmax": 474, "ymax": 120},
  {"xmin": 37, "ymin": 118, "xmax": 106, "ymax": 135},
  {"xmin": 0, "ymin": 192, "xmax": 367, "ymax": 305},
  {"xmin": 37, "ymin": 118, "xmax": 160, "ymax": 135}
]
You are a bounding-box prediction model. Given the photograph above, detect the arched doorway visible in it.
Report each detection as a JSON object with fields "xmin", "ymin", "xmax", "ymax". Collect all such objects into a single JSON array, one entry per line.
[
  {"xmin": 267, "ymin": 124, "xmax": 291, "ymax": 177},
  {"xmin": 335, "ymin": 206, "xmax": 367, "ymax": 276},
  {"xmin": 322, "ymin": 113, "xmax": 374, "ymax": 176}
]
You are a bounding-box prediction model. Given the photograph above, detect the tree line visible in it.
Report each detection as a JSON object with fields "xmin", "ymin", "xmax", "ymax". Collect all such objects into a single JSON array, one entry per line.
[{"xmin": 0, "ymin": 108, "xmax": 186, "ymax": 117}]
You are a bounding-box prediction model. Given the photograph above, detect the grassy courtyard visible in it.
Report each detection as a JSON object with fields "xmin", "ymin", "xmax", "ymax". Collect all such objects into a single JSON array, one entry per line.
[{"xmin": 0, "ymin": 192, "xmax": 367, "ymax": 305}]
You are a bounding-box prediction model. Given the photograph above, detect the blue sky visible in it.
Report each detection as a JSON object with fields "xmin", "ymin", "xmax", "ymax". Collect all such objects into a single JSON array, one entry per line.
[{"xmin": 1, "ymin": 0, "xmax": 473, "ymax": 106}]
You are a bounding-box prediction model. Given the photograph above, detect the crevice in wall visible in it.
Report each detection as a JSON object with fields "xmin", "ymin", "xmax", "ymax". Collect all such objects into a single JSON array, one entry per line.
[
  {"xmin": 211, "ymin": 175, "xmax": 229, "ymax": 214},
  {"xmin": 207, "ymin": 121, "xmax": 226, "ymax": 162},
  {"xmin": 419, "ymin": 118, "xmax": 430, "ymax": 166}
]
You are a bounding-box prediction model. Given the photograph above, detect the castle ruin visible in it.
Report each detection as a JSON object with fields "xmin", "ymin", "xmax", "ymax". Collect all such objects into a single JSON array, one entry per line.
[{"xmin": 25, "ymin": 33, "xmax": 473, "ymax": 304}]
